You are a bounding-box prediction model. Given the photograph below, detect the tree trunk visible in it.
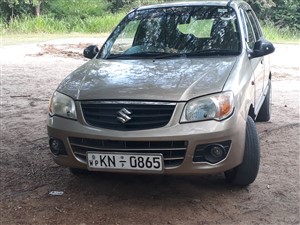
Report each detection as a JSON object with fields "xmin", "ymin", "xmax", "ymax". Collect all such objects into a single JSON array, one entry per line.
[
  {"xmin": 10, "ymin": 7, "xmax": 14, "ymax": 21},
  {"xmin": 35, "ymin": 3, "xmax": 41, "ymax": 17}
]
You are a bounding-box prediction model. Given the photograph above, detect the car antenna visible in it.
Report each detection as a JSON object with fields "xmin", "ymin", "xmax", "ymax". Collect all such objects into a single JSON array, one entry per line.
[{"xmin": 227, "ymin": 0, "xmax": 233, "ymax": 7}]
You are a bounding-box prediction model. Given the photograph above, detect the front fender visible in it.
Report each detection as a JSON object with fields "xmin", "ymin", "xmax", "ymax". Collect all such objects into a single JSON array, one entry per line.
[{"xmin": 223, "ymin": 51, "xmax": 255, "ymax": 122}]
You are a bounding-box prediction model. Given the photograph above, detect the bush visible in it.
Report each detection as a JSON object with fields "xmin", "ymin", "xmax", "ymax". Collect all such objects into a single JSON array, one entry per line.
[
  {"xmin": 1, "ymin": 0, "xmax": 299, "ymax": 39},
  {"xmin": 262, "ymin": 20, "xmax": 300, "ymax": 43},
  {"xmin": 3, "ymin": 13, "xmax": 125, "ymax": 34},
  {"xmin": 44, "ymin": 0, "xmax": 108, "ymax": 19},
  {"xmin": 267, "ymin": 0, "xmax": 300, "ymax": 31},
  {"xmin": 106, "ymin": 0, "xmax": 175, "ymax": 12},
  {"xmin": 5, "ymin": 16, "xmax": 67, "ymax": 33}
]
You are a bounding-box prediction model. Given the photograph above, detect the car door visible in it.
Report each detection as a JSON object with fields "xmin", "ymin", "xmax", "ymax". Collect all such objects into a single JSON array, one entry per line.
[
  {"xmin": 240, "ymin": 8, "xmax": 265, "ymax": 109},
  {"xmin": 246, "ymin": 10, "xmax": 270, "ymax": 92}
]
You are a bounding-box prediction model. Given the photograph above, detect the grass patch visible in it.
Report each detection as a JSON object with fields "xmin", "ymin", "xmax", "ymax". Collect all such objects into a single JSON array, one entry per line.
[
  {"xmin": 0, "ymin": 14, "xmax": 125, "ymax": 45},
  {"xmin": 262, "ymin": 22, "xmax": 300, "ymax": 44},
  {"xmin": 1, "ymin": 13, "xmax": 125, "ymax": 34},
  {"xmin": 0, "ymin": 33, "xmax": 109, "ymax": 46}
]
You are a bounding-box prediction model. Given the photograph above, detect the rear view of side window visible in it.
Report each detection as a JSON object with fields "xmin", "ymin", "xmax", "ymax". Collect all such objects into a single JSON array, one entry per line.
[
  {"xmin": 240, "ymin": 9, "xmax": 255, "ymax": 49},
  {"xmin": 247, "ymin": 10, "xmax": 262, "ymax": 41}
]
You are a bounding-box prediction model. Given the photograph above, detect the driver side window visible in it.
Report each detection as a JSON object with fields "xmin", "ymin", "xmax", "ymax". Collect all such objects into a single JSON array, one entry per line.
[{"xmin": 110, "ymin": 20, "xmax": 140, "ymax": 54}]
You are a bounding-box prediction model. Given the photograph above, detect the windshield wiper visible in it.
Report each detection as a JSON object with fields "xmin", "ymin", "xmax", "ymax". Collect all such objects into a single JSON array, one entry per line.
[
  {"xmin": 186, "ymin": 49, "xmax": 240, "ymax": 56},
  {"xmin": 153, "ymin": 50, "xmax": 239, "ymax": 59},
  {"xmin": 153, "ymin": 53, "xmax": 187, "ymax": 59},
  {"xmin": 106, "ymin": 49, "xmax": 239, "ymax": 59},
  {"xmin": 107, "ymin": 52, "xmax": 166, "ymax": 59}
]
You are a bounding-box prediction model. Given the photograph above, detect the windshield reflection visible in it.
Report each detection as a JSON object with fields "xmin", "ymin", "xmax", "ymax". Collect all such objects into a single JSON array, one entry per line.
[{"xmin": 100, "ymin": 6, "xmax": 241, "ymax": 59}]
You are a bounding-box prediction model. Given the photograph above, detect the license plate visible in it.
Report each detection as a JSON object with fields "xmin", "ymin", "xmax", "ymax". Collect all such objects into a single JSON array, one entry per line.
[{"xmin": 86, "ymin": 152, "xmax": 164, "ymax": 172}]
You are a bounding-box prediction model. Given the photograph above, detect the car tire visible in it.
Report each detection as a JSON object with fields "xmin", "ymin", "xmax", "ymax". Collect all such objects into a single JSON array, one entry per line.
[
  {"xmin": 69, "ymin": 168, "xmax": 91, "ymax": 176},
  {"xmin": 224, "ymin": 116, "xmax": 260, "ymax": 186},
  {"xmin": 256, "ymin": 82, "xmax": 271, "ymax": 122}
]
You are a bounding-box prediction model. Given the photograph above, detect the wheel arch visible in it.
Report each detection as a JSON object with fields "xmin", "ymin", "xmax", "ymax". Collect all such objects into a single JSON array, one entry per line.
[{"xmin": 248, "ymin": 104, "xmax": 256, "ymax": 120}]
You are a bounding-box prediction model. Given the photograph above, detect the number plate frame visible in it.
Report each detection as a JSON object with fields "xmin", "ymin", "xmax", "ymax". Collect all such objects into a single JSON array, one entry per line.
[{"xmin": 86, "ymin": 152, "xmax": 164, "ymax": 173}]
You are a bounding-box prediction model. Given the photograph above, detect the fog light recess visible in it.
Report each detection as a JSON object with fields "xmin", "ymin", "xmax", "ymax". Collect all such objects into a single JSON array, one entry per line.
[
  {"xmin": 49, "ymin": 138, "xmax": 67, "ymax": 155},
  {"xmin": 193, "ymin": 141, "xmax": 231, "ymax": 163},
  {"xmin": 204, "ymin": 145, "xmax": 226, "ymax": 163}
]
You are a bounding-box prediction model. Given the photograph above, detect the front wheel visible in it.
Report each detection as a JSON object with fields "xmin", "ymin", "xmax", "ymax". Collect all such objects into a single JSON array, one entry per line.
[{"xmin": 225, "ymin": 116, "xmax": 260, "ymax": 186}]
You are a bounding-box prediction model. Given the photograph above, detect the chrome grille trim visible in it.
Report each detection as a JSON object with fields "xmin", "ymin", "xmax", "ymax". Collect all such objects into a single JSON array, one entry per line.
[
  {"xmin": 69, "ymin": 137, "xmax": 188, "ymax": 168},
  {"xmin": 71, "ymin": 143, "xmax": 186, "ymax": 152},
  {"xmin": 81, "ymin": 101, "xmax": 176, "ymax": 106}
]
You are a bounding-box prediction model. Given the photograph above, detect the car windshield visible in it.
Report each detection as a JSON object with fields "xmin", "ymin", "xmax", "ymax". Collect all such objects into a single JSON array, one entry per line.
[{"xmin": 100, "ymin": 6, "xmax": 241, "ymax": 59}]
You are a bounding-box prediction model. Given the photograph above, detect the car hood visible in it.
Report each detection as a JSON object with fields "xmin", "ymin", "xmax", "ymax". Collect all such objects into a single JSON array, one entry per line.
[{"xmin": 57, "ymin": 57, "xmax": 237, "ymax": 101}]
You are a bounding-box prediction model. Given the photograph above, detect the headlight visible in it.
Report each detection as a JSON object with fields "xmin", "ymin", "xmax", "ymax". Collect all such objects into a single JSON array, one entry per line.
[
  {"xmin": 49, "ymin": 91, "xmax": 77, "ymax": 120},
  {"xmin": 181, "ymin": 91, "xmax": 234, "ymax": 122}
]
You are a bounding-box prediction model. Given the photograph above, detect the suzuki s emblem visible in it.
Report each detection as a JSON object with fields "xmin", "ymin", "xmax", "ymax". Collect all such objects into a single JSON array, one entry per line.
[{"xmin": 117, "ymin": 108, "xmax": 132, "ymax": 124}]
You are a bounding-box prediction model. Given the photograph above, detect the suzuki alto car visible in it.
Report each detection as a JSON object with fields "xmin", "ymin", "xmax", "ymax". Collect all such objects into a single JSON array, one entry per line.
[{"xmin": 47, "ymin": 0, "xmax": 275, "ymax": 186}]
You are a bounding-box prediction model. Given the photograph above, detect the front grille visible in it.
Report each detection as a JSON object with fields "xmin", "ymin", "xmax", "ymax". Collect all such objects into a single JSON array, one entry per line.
[
  {"xmin": 81, "ymin": 101, "xmax": 176, "ymax": 131},
  {"xmin": 69, "ymin": 137, "xmax": 188, "ymax": 168}
]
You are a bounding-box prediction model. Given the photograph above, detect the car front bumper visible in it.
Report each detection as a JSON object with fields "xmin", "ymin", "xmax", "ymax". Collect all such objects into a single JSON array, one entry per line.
[{"xmin": 47, "ymin": 110, "xmax": 246, "ymax": 175}]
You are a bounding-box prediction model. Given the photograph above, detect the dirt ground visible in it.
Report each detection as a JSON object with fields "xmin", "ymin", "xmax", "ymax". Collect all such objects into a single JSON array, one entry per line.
[{"xmin": 0, "ymin": 38, "xmax": 299, "ymax": 225}]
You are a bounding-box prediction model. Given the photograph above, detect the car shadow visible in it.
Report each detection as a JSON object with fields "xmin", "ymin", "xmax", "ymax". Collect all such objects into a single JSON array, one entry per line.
[{"xmin": 62, "ymin": 171, "xmax": 246, "ymax": 202}]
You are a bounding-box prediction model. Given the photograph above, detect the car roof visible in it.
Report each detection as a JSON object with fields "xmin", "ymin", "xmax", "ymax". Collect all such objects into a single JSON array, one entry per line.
[{"xmin": 136, "ymin": 0, "xmax": 246, "ymax": 10}]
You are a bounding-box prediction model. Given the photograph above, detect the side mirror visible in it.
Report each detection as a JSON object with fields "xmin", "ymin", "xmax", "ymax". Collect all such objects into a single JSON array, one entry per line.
[
  {"xmin": 249, "ymin": 38, "xmax": 275, "ymax": 59},
  {"xmin": 83, "ymin": 45, "xmax": 99, "ymax": 59}
]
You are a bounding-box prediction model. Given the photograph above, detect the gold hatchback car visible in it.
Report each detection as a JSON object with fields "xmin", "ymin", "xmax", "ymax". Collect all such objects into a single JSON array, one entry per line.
[{"xmin": 47, "ymin": 0, "xmax": 275, "ymax": 186}]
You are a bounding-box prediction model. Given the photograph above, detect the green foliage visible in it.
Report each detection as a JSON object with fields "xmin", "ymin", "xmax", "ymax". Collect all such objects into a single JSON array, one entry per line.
[
  {"xmin": 62, "ymin": 13, "xmax": 126, "ymax": 33},
  {"xmin": 6, "ymin": 16, "xmax": 67, "ymax": 33},
  {"xmin": 246, "ymin": 0, "xmax": 275, "ymax": 19},
  {"xmin": 44, "ymin": 0, "xmax": 107, "ymax": 19},
  {"xmin": 0, "ymin": 0, "xmax": 34, "ymax": 21},
  {"xmin": 1, "ymin": 0, "xmax": 19, "ymax": 7},
  {"xmin": 246, "ymin": 0, "xmax": 300, "ymax": 31},
  {"xmin": 0, "ymin": 3, "xmax": 11, "ymax": 21},
  {"xmin": 262, "ymin": 20, "xmax": 300, "ymax": 43},
  {"xmin": 106, "ymin": 0, "xmax": 173, "ymax": 13},
  {"xmin": 1, "ymin": 0, "xmax": 41, "ymax": 6},
  {"xmin": 267, "ymin": 0, "xmax": 300, "ymax": 31},
  {"xmin": 2, "ymin": 13, "xmax": 125, "ymax": 33},
  {"xmin": 0, "ymin": 19, "xmax": 6, "ymax": 32},
  {"xmin": 1, "ymin": 0, "xmax": 299, "ymax": 40}
]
